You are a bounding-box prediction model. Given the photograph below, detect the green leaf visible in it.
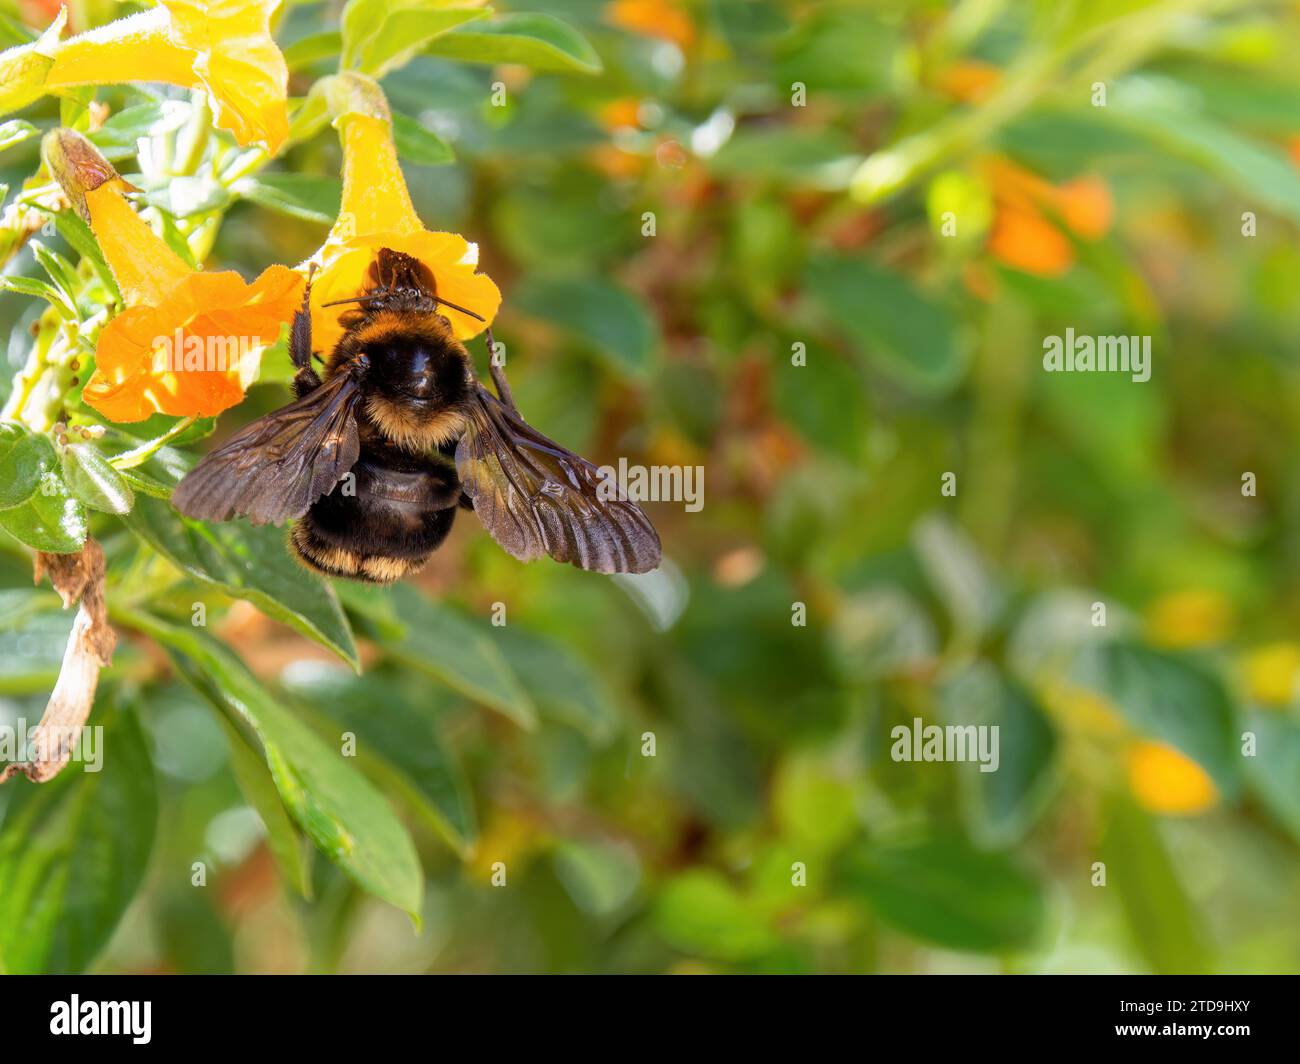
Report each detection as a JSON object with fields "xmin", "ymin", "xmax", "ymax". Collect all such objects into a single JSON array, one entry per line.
[
  {"xmin": 342, "ymin": 1, "xmax": 490, "ymax": 78},
  {"xmin": 106, "ymin": 415, "xmax": 216, "ymax": 462},
  {"xmin": 88, "ymin": 102, "xmax": 181, "ymax": 160},
  {"xmin": 0, "ymin": 473, "xmax": 88, "ymax": 553},
  {"xmin": 116, "ymin": 466, "xmax": 175, "ymax": 499},
  {"xmin": 54, "ymin": 211, "xmax": 121, "ymax": 302},
  {"xmin": 122, "ymin": 494, "xmax": 359, "ymax": 671},
  {"xmin": 233, "ymin": 173, "xmax": 341, "ymax": 225},
  {"xmin": 707, "ymin": 127, "xmax": 862, "ymax": 188},
  {"xmin": 805, "ymin": 254, "xmax": 966, "ymax": 395},
  {"xmin": 514, "ymin": 275, "xmax": 658, "ymax": 376},
  {"xmin": 283, "ymin": 30, "xmax": 343, "ymax": 72},
  {"xmin": 392, "ymin": 111, "xmax": 455, "ymax": 166},
  {"xmin": 386, "ymin": 583, "xmax": 537, "ymax": 728},
  {"xmin": 772, "ymin": 753, "xmax": 858, "ymax": 856},
  {"xmin": 1072, "ymin": 642, "xmax": 1241, "ymax": 795},
  {"xmin": 911, "ymin": 515, "xmax": 1001, "ymax": 640},
  {"xmin": 0, "ymin": 703, "xmax": 157, "ymax": 974},
  {"xmin": 1245, "ymin": 710, "xmax": 1300, "ymax": 844},
  {"xmin": 655, "ymin": 870, "xmax": 778, "ymax": 961},
  {"xmin": 156, "ymin": 209, "xmax": 201, "ymax": 269},
  {"xmin": 59, "ymin": 85, "xmax": 94, "ymax": 130},
  {"xmin": 60, "ymin": 443, "xmax": 134, "ymax": 514},
  {"xmin": 553, "ymin": 839, "xmax": 641, "ymax": 917},
  {"xmin": 0, "ymin": 118, "xmax": 36, "ymax": 154},
  {"xmin": 0, "ymin": 586, "xmax": 61, "ymax": 633},
  {"xmin": 0, "ymin": 425, "xmax": 56, "ymax": 509},
  {"xmin": 1101, "ymin": 794, "xmax": 1210, "ymax": 973},
  {"xmin": 216, "ymin": 714, "xmax": 313, "ymax": 900},
  {"xmin": 492, "ymin": 626, "xmax": 620, "ymax": 743},
  {"xmin": 424, "ymin": 13, "xmax": 602, "ymax": 74},
  {"xmin": 287, "ymin": 89, "xmax": 330, "ymax": 146},
  {"xmin": 140, "ymin": 174, "xmax": 231, "ymax": 218},
  {"xmin": 0, "ymin": 607, "xmax": 71, "ymax": 694},
  {"xmin": 838, "ymin": 835, "xmax": 1046, "ymax": 952},
  {"xmin": 941, "ymin": 665, "xmax": 1059, "ymax": 846},
  {"xmin": 283, "ymin": 664, "xmax": 477, "ymax": 856},
  {"xmin": 1154, "ymin": 61, "xmax": 1300, "ymax": 136},
  {"xmin": 0, "ymin": 274, "xmax": 76, "ymax": 318},
  {"xmin": 29, "ymin": 240, "xmax": 81, "ymax": 314},
  {"xmin": 1105, "ymin": 81, "xmax": 1300, "ymax": 227},
  {"xmin": 772, "ymin": 345, "xmax": 867, "ymax": 461},
  {"xmin": 129, "ymin": 613, "xmax": 424, "ymax": 919}
]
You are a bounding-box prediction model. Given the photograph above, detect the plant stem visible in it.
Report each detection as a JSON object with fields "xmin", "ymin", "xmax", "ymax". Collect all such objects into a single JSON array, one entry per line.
[{"xmin": 109, "ymin": 415, "xmax": 198, "ymax": 469}]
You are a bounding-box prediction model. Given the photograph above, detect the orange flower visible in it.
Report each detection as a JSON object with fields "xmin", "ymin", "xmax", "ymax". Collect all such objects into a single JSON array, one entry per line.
[
  {"xmin": 605, "ymin": 0, "xmax": 695, "ymax": 50},
  {"xmin": 987, "ymin": 206, "xmax": 1074, "ymax": 276},
  {"xmin": 1056, "ymin": 176, "xmax": 1113, "ymax": 239},
  {"xmin": 599, "ymin": 97, "xmax": 643, "ymax": 132},
  {"xmin": 937, "ymin": 60, "xmax": 1001, "ymax": 104},
  {"xmin": 2, "ymin": 0, "xmax": 289, "ymax": 151},
  {"xmin": 1127, "ymin": 741, "xmax": 1218, "ymax": 816},
  {"xmin": 304, "ymin": 74, "xmax": 500, "ymax": 357},
  {"xmin": 44, "ymin": 130, "xmax": 303, "ymax": 422},
  {"xmin": 982, "ymin": 157, "xmax": 1114, "ymax": 276},
  {"xmin": 590, "ymin": 143, "xmax": 647, "ymax": 180}
]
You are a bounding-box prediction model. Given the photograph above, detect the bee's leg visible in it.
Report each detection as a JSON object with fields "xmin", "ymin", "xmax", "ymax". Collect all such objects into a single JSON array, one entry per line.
[
  {"xmin": 485, "ymin": 327, "xmax": 519, "ymax": 413},
  {"xmin": 291, "ymin": 264, "xmax": 322, "ymax": 398}
]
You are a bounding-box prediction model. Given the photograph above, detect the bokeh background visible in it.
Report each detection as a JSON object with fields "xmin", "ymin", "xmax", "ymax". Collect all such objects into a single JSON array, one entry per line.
[{"xmin": 3, "ymin": 0, "xmax": 1300, "ymax": 974}]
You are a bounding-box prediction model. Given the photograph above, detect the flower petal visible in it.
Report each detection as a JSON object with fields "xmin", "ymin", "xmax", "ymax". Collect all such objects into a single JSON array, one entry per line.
[
  {"xmin": 160, "ymin": 0, "xmax": 290, "ymax": 152},
  {"xmin": 83, "ymin": 265, "xmax": 304, "ymax": 421},
  {"xmin": 43, "ymin": 128, "xmax": 194, "ymax": 306},
  {"xmin": 84, "ymin": 183, "xmax": 194, "ymax": 307},
  {"xmin": 46, "ymin": 8, "xmax": 198, "ymax": 91},
  {"xmin": 46, "ymin": 0, "xmax": 289, "ymax": 151},
  {"xmin": 328, "ymin": 113, "xmax": 423, "ymax": 246},
  {"xmin": 309, "ymin": 230, "xmax": 501, "ymax": 358}
]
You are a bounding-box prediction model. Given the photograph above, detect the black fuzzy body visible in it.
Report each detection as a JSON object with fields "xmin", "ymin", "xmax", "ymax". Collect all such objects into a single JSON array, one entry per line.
[
  {"xmin": 289, "ymin": 272, "xmax": 476, "ymax": 583},
  {"xmin": 290, "ymin": 420, "xmax": 463, "ymax": 583}
]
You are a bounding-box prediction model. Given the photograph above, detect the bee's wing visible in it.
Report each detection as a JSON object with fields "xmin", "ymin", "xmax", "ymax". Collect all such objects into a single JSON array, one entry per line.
[
  {"xmin": 171, "ymin": 371, "xmax": 362, "ymax": 526},
  {"xmin": 455, "ymin": 383, "xmax": 661, "ymax": 574}
]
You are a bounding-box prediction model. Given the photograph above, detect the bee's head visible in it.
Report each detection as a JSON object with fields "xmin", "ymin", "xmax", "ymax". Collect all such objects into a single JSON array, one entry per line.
[{"xmin": 358, "ymin": 326, "xmax": 470, "ymax": 410}]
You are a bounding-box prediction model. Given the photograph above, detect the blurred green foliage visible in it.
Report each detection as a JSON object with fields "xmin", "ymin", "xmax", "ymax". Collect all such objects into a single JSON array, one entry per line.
[{"xmin": 1, "ymin": 0, "xmax": 1300, "ymax": 974}]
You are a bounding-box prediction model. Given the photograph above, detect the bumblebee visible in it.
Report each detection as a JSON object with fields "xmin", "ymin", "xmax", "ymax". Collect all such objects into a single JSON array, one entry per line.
[{"xmin": 171, "ymin": 249, "xmax": 661, "ymax": 582}]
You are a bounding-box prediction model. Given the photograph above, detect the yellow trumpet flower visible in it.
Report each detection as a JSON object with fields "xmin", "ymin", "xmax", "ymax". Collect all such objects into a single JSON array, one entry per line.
[
  {"xmin": 305, "ymin": 73, "xmax": 501, "ymax": 357},
  {"xmin": 1, "ymin": 0, "xmax": 289, "ymax": 152},
  {"xmin": 1127, "ymin": 740, "xmax": 1218, "ymax": 816},
  {"xmin": 44, "ymin": 130, "xmax": 303, "ymax": 422},
  {"xmin": 1241, "ymin": 642, "xmax": 1300, "ymax": 707}
]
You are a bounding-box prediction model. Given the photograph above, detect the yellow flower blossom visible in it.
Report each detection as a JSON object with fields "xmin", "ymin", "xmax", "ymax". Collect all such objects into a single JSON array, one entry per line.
[
  {"xmin": 1144, "ymin": 589, "xmax": 1233, "ymax": 649},
  {"xmin": 1127, "ymin": 740, "xmax": 1218, "ymax": 816},
  {"xmin": 1, "ymin": 0, "xmax": 289, "ymax": 151},
  {"xmin": 305, "ymin": 73, "xmax": 501, "ymax": 357},
  {"xmin": 44, "ymin": 130, "xmax": 303, "ymax": 422},
  {"xmin": 1241, "ymin": 642, "xmax": 1300, "ymax": 707}
]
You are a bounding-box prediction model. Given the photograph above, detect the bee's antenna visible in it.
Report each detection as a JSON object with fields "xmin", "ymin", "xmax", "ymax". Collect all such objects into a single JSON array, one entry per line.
[
  {"xmin": 319, "ymin": 293, "xmax": 486, "ymax": 322},
  {"xmin": 433, "ymin": 297, "xmax": 486, "ymax": 322}
]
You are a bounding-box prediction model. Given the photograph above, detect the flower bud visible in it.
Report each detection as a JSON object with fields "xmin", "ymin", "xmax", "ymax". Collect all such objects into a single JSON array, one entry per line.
[
  {"xmin": 41, "ymin": 129, "xmax": 120, "ymax": 222},
  {"xmin": 322, "ymin": 72, "xmax": 392, "ymax": 127}
]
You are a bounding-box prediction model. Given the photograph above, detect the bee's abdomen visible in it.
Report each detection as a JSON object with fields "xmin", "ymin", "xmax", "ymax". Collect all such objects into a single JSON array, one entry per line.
[{"xmin": 290, "ymin": 453, "xmax": 460, "ymax": 583}]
